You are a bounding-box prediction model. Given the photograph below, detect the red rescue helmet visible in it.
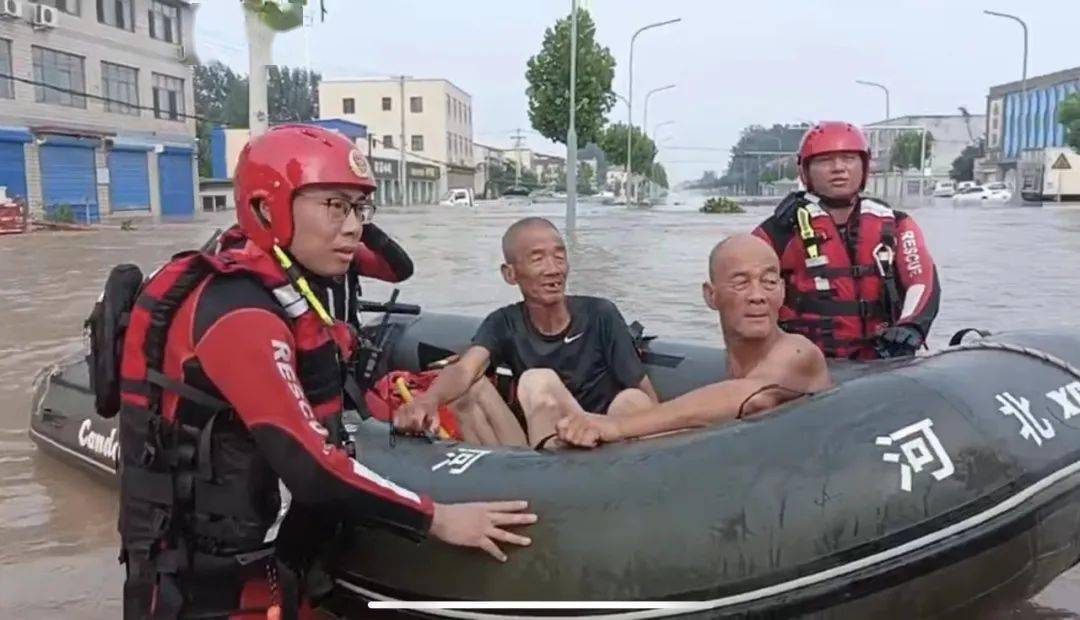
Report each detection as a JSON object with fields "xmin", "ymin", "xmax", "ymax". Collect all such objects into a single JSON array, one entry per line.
[
  {"xmin": 797, "ymin": 121, "xmax": 871, "ymax": 192},
  {"xmin": 234, "ymin": 124, "xmax": 376, "ymax": 251}
]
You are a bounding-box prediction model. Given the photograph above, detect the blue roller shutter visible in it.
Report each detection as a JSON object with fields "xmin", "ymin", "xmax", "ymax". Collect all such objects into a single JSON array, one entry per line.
[
  {"xmin": 40, "ymin": 139, "xmax": 99, "ymax": 224},
  {"xmin": 108, "ymin": 148, "xmax": 151, "ymax": 211},
  {"xmin": 0, "ymin": 129, "xmax": 28, "ymax": 203},
  {"xmin": 158, "ymin": 147, "xmax": 194, "ymax": 217}
]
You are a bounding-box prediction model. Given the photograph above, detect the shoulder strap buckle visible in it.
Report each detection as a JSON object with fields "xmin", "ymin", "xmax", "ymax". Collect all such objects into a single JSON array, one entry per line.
[{"xmin": 872, "ymin": 242, "xmax": 895, "ymax": 278}]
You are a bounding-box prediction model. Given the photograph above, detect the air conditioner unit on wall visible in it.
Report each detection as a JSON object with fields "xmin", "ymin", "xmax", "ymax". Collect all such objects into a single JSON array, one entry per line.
[
  {"xmin": 32, "ymin": 3, "xmax": 58, "ymax": 28},
  {"xmin": 176, "ymin": 44, "xmax": 198, "ymax": 66},
  {"xmin": 0, "ymin": 0, "xmax": 21, "ymax": 19}
]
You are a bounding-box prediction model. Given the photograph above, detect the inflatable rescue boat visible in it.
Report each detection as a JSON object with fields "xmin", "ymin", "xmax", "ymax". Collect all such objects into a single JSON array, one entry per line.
[{"xmin": 28, "ymin": 311, "xmax": 1080, "ymax": 618}]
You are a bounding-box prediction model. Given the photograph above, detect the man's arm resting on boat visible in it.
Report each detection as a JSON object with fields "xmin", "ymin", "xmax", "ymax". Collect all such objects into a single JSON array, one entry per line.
[
  {"xmin": 558, "ymin": 334, "xmax": 830, "ymax": 446},
  {"xmin": 195, "ymin": 307, "xmax": 434, "ymax": 540},
  {"xmin": 394, "ymin": 345, "xmax": 493, "ymax": 435}
]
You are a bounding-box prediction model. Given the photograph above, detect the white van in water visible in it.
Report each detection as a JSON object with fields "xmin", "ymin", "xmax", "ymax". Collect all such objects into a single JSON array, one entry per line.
[
  {"xmin": 439, "ymin": 188, "xmax": 474, "ymax": 207},
  {"xmin": 932, "ymin": 181, "xmax": 956, "ymax": 197}
]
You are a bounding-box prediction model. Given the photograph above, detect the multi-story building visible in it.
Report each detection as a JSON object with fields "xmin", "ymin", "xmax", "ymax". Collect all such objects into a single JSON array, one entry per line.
[
  {"xmin": 319, "ymin": 77, "xmax": 475, "ymax": 204},
  {"xmin": 472, "ymin": 142, "xmax": 504, "ymax": 198},
  {"xmin": 980, "ymin": 66, "xmax": 1080, "ymax": 196},
  {"xmin": 0, "ymin": 0, "xmax": 198, "ymax": 222},
  {"xmin": 863, "ymin": 114, "xmax": 985, "ymax": 199},
  {"xmin": 206, "ymin": 118, "xmax": 444, "ymax": 209}
]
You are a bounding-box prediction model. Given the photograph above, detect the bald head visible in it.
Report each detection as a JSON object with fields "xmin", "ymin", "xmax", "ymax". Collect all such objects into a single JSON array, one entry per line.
[
  {"xmin": 502, "ymin": 217, "xmax": 560, "ymax": 263},
  {"xmin": 708, "ymin": 234, "xmax": 778, "ymax": 282}
]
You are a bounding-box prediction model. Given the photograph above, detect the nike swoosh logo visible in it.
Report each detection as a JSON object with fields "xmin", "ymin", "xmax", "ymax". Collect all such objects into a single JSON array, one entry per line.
[{"xmin": 564, "ymin": 333, "xmax": 584, "ymax": 344}]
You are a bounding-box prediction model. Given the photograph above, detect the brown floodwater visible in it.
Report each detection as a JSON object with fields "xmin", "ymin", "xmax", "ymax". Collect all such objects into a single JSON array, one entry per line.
[{"xmin": 2, "ymin": 196, "xmax": 1080, "ymax": 617}]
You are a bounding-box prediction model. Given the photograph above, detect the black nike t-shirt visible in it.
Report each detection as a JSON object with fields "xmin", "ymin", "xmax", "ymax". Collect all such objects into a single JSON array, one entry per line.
[{"xmin": 471, "ymin": 296, "xmax": 647, "ymax": 413}]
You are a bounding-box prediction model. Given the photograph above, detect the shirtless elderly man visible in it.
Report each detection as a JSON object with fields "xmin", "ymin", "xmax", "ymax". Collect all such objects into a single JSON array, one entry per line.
[{"xmin": 558, "ymin": 234, "xmax": 831, "ymax": 447}]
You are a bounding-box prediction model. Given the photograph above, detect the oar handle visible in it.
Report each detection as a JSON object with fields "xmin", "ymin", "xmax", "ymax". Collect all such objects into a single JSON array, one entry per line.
[{"xmin": 394, "ymin": 378, "xmax": 450, "ymax": 440}]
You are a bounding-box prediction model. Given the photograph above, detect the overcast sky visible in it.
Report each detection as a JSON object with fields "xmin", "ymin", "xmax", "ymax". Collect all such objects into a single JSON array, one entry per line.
[{"xmin": 194, "ymin": 0, "xmax": 1079, "ymax": 182}]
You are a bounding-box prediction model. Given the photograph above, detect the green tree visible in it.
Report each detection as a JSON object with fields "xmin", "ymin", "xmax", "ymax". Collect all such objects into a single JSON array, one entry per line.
[
  {"xmin": 578, "ymin": 161, "xmax": 595, "ymax": 194},
  {"xmin": 525, "ymin": 8, "xmax": 616, "ymax": 145},
  {"xmin": 649, "ymin": 162, "xmax": 668, "ymax": 188},
  {"xmin": 488, "ymin": 160, "xmax": 539, "ymax": 196},
  {"xmin": 598, "ymin": 123, "xmax": 656, "ymax": 176},
  {"xmin": 1059, "ymin": 92, "xmax": 1080, "ymax": 152},
  {"xmin": 950, "ymin": 140, "xmax": 985, "ymax": 182},
  {"xmin": 268, "ymin": 65, "xmax": 321, "ymax": 123},
  {"xmin": 889, "ymin": 131, "xmax": 934, "ymax": 171},
  {"xmin": 687, "ymin": 170, "xmax": 719, "ymax": 189},
  {"xmin": 194, "ymin": 61, "xmax": 249, "ymax": 177}
]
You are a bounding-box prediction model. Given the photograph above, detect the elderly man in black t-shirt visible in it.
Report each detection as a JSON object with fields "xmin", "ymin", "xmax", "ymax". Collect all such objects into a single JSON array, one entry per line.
[{"xmin": 394, "ymin": 217, "xmax": 658, "ymax": 448}]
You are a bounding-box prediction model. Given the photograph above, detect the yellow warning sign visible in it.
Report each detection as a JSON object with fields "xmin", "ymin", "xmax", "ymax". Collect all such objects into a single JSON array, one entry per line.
[{"xmin": 1051, "ymin": 153, "xmax": 1072, "ymax": 170}]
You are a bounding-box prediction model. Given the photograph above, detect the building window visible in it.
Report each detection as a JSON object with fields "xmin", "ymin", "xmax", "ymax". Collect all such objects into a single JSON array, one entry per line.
[
  {"xmin": 32, "ymin": 46, "xmax": 86, "ymax": 108},
  {"xmin": 383, "ymin": 135, "xmax": 393, "ymax": 148},
  {"xmin": 446, "ymin": 94, "xmax": 450, "ymax": 116},
  {"xmin": 152, "ymin": 72, "xmax": 184, "ymax": 120},
  {"xmin": 411, "ymin": 135, "xmax": 424, "ymax": 152},
  {"xmin": 467, "ymin": 106, "xmax": 471, "ymax": 125},
  {"xmin": 148, "ymin": 1, "xmax": 181, "ymax": 44},
  {"xmin": 202, "ymin": 195, "xmax": 226, "ymax": 212},
  {"xmin": 102, "ymin": 62, "xmax": 139, "ymax": 115},
  {"xmin": 0, "ymin": 40, "xmax": 12, "ymax": 100},
  {"xmin": 410, "ymin": 96, "xmax": 423, "ymax": 113},
  {"xmin": 381, "ymin": 96, "xmax": 391, "ymax": 111},
  {"xmin": 40, "ymin": 0, "xmax": 80, "ymax": 15},
  {"xmin": 446, "ymin": 132, "xmax": 452, "ymax": 155},
  {"xmin": 98, "ymin": 0, "xmax": 134, "ymax": 30},
  {"xmin": 342, "ymin": 97, "xmax": 355, "ymax": 114}
]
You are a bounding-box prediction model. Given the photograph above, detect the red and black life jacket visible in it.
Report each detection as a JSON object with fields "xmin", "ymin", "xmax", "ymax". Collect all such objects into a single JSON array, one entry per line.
[
  {"xmin": 766, "ymin": 196, "xmax": 903, "ymax": 360},
  {"xmin": 107, "ymin": 243, "xmax": 358, "ymax": 618}
]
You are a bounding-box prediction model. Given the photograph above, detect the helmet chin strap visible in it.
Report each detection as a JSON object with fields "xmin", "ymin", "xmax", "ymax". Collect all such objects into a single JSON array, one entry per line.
[{"xmin": 272, "ymin": 244, "xmax": 335, "ymax": 326}]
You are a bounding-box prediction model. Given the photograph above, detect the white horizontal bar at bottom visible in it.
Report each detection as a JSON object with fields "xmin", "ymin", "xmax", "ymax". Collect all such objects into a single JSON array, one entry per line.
[{"xmin": 369, "ymin": 602, "xmax": 710, "ymax": 610}]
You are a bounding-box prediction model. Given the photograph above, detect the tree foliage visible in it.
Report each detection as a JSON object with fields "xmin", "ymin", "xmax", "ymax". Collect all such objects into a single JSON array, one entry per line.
[
  {"xmin": 1059, "ymin": 92, "xmax": 1080, "ymax": 152},
  {"xmin": 267, "ymin": 65, "xmax": 321, "ymax": 123},
  {"xmin": 486, "ymin": 160, "xmax": 539, "ymax": 197},
  {"xmin": 194, "ymin": 61, "xmax": 321, "ymax": 177},
  {"xmin": 649, "ymin": 162, "xmax": 668, "ymax": 189},
  {"xmin": 950, "ymin": 140, "xmax": 985, "ymax": 182},
  {"xmin": 194, "ymin": 61, "xmax": 249, "ymax": 177},
  {"xmin": 578, "ymin": 162, "xmax": 596, "ymax": 194},
  {"xmin": 598, "ymin": 123, "xmax": 656, "ymax": 176},
  {"xmin": 889, "ymin": 131, "xmax": 934, "ymax": 171},
  {"xmin": 525, "ymin": 8, "xmax": 616, "ymax": 145}
]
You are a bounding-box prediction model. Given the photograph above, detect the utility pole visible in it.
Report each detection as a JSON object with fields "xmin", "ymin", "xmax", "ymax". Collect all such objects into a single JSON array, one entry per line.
[{"xmin": 398, "ymin": 75, "xmax": 407, "ymax": 206}]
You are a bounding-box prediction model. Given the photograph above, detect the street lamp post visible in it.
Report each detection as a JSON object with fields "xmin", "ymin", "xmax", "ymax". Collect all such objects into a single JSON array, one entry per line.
[
  {"xmin": 643, "ymin": 84, "xmax": 675, "ymax": 144},
  {"xmin": 856, "ymin": 79, "xmax": 891, "ymax": 120},
  {"xmin": 652, "ymin": 120, "xmax": 675, "ymax": 138},
  {"xmin": 566, "ymin": 0, "xmax": 579, "ymax": 231},
  {"xmin": 641, "ymin": 85, "xmax": 674, "ymax": 203},
  {"xmin": 983, "ymin": 10, "xmax": 1028, "ymax": 150},
  {"xmin": 627, "ymin": 18, "xmax": 680, "ymax": 203}
]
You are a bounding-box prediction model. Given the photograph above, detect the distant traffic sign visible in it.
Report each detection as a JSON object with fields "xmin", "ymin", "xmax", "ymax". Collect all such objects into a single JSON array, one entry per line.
[{"xmin": 1051, "ymin": 153, "xmax": 1072, "ymax": 170}]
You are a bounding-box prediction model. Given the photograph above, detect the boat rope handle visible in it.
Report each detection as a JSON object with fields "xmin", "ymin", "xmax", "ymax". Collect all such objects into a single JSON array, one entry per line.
[
  {"xmin": 924, "ymin": 340, "xmax": 1080, "ymax": 381},
  {"xmin": 737, "ymin": 384, "xmax": 812, "ymax": 420}
]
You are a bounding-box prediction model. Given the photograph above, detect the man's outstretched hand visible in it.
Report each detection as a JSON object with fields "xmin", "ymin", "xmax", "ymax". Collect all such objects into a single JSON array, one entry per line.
[{"xmin": 556, "ymin": 413, "xmax": 622, "ymax": 448}]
